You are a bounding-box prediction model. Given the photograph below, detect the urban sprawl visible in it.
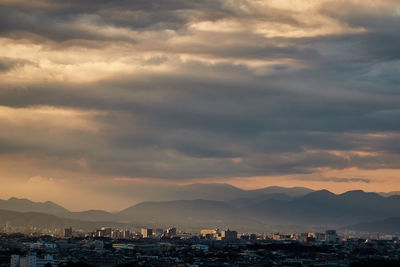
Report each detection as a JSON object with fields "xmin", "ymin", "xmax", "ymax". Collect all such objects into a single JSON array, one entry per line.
[{"xmin": 0, "ymin": 224, "xmax": 399, "ymax": 266}]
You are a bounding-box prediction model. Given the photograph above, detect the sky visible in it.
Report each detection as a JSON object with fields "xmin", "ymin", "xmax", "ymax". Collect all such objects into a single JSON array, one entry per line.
[{"xmin": 0, "ymin": 0, "xmax": 400, "ymax": 211}]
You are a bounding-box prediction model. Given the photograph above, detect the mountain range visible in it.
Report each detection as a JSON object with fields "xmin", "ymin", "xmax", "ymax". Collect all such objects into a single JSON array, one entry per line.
[
  {"xmin": 1, "ymin": 184, "xmax": 400, "ymax": 233},
  {"xmin": 0, "ymin": 209, "xmax": 131, "ymax": 232},
  {"xmin": 0, "ymin": 197, "xmax": 69, "ymax": 214},
  {"xmin": 345, "ymin": 217, "xmax": 400, "ymax": 234}
]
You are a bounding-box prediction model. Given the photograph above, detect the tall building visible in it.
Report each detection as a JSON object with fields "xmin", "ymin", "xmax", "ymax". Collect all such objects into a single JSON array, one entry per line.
[
  {"xmin": 63, "ymin": 227, "xmax": 72, "ymax": 238},
  {"xmin": 221, "ymin": 229, "xmax": 238, "ymax": 241},
  {"xmin": 112, "ymin": 229, "xmax": 122, "ymax": 239},
  {"xmin": 95, "ymin": 229, "xmax": 105, "ymax": 237},
  {"xmin": 325, "ymin": 230, "xmax": 338, "ymax": 242},
  {"xmin": 123, "ymin": 230, "xmax": 131, "ymax": 239},
  {"xmin": 4, "ymin": 221, "xmax": 11, "ymax": 234},
  {"xmin": 11, "ymin": 254, "xmax": 54, "ymax": 267},
  {"xmin": 35, "ymin": 255, "xmax": 54, "ymax": 267},
  {"xmin": 101, "ymin": 227, "xmax": 112, "ymax": 237},
  {"xmin": 20, "ymin": 255, "xmax": 36, "ymax": 267},
  {"xmin": 141, "ymin": 228, "xmax": 153, "ymax": 238}
]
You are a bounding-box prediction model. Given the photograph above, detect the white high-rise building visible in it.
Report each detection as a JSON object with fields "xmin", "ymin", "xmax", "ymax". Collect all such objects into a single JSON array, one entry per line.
[
  {"xmin": 11, "ymin": 254, "xmax": 54, "ymax": 267},
  {"xmin": 141, "ymin": 228, "xmax": 153, "ymax": 238},
  {"xmin": 20, "ymin": 255, "xmax": 36, "ymax": 267},
  {"xmin": 10, "ymin": 255, "xmax": 20, "ymax": 267}
]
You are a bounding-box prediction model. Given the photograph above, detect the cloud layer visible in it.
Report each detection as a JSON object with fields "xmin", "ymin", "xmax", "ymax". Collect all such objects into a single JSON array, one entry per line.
[{"xmin": 0, "ymin": 0, "xmax": 399, "ymax": 208}]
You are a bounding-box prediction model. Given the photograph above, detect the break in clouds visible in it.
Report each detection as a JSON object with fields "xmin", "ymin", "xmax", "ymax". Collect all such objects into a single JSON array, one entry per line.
[{"xmin": 0, "ymin": 0, "xmax": 400, "ymax": 186}]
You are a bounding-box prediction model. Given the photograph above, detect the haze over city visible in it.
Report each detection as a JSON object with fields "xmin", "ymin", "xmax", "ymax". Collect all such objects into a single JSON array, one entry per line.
[{"xmin": 0, "ymin": 0, "xmax": 399, "ymax": 212}]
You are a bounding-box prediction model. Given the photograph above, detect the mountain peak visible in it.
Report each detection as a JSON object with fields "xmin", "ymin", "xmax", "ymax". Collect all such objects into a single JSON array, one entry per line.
[
  {"xmin": 8, "ymin": 197, "xmax": 29, "ymax": 202},
  {"xmin": 341, "ymin": 190, "xmax": 365, "ymax": 195},
  {"xmin": 300, "ymin": 189, "xmax": 336, "ymax": 200}
]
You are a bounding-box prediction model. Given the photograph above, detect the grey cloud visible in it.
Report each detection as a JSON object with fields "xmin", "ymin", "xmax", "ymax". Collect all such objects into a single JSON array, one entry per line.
[
  {"xmin": 0, "ymin": 57, "xmax": 33, "ymax": 72},
  {"xmin": 320, "ymin": 1, "xmax": 400, "ymax": 33},
  {"xmin": 0, "ymin": 0, "xmax": 400, "ymax": 180},
  {"xmin": 328, "ymin": 177, "xmax": 371, "ymax": 183},
  {"xmin": 300, "ymin": 177, "xmax": 372, "ymax": 183},
  {"xmin": 0, "ymin": 0, "xmax": 301, "ymax": 45}
]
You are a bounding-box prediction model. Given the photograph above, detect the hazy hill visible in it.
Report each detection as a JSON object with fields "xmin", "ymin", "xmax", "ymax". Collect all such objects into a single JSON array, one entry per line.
[
  {"xmin": 113, "ymin": 183, "xmax": 315, "ymax": 203},
  {"xmin": 0, "ymin": 209, "xmax": 130, "ymax": 231},
  {"xmin": 115, "ymin": 190, "xmax": 400, "ymax": 229},
  {"xmin": 0, "ymin": 185, "xmax": 314, "ymax": 215},
  {"xmin": 247, "ymin": 186, "xmax": 314, "ymax": 197},
  {"xmin": 62, "ymin": 210, "xmax": 116, "ymax": 222},
  {"xmin": 235, "ymin": 190, "xmax": 400, "ymax": 226},
  {"xmin": 0, "ymin": 197, "xmax": 69, "ymax": 214},
  {"xmin": 4, "ymin": 188, "xmax": 400, "ymax": 232},
  {"xmin": 178, "ymin": 184, "xmax": 314, "ymax": 200},
  {"xmin": 345, "ymin": 217, "xmax": 400, "ymax": 234},
  {"xmin": 118, "ymin": 199, "xmax": 261, "ymax": 230},
  {"xmin": 175, "ymin": 183, "xmax": 247, "ymax": 200},
  {"xmin": 378, "ymin": 191, "xmax": 400, "ymax": 197}
]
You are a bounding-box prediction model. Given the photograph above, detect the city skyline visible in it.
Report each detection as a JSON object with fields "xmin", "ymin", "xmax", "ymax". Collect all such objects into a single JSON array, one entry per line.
[{"xmin": 0, "ymin": 0, "xmax": 400, "ymax": 210}]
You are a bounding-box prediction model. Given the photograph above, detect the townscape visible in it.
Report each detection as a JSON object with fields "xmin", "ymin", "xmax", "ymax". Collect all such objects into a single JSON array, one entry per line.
[{"xmin": 1, "ymin": 226, "xmax": 399, "ymax": 267}]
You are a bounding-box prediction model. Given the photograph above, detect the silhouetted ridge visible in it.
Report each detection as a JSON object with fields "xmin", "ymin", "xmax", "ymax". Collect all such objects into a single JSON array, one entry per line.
[
  {"xmin": 4, "ymin": 189, "xmax": 400, "ymax": 230},
  {"xmin": 345, "ymin": 217, "xmax": 400, "ymax": 234},
  {"xmin": 299, "ymin": 189, "xmax": 336, "ymax": 200},
  {"xmin": 0, "ymin": 197, "xmax": 69, "ymax": 214}
]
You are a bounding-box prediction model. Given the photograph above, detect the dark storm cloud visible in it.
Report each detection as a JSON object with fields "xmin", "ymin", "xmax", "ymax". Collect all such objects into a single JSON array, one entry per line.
[{"xmin": 0, "ymin": 1, "xmax": 255, "ymax": 40}]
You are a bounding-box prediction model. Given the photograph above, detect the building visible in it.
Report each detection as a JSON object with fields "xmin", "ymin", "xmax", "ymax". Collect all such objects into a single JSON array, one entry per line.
[
  {"xmin": 273, "ymin": 233, "xmax": 292, "ymax": 240},
  {"xmin": 11, "ymin": 254, "xmax": 54, "ymax": 267},
  {"xmin": 200, "ymin": 229, "xmax": 220, "ymax": 240},
  {"xmin": 308, "ymin": 232, "xmax": 325, "ymax": 242},
  {"xmin": 101, "ymin": 227, "xmax": 112, "ymax": 237},
  {"xmin": 35, "ymin": 255, "xmax": 54, "ymax": 267},
  {"xmin": 112, "ymin": 229, "xmax": 122, "ymax": 239},
  {"xmin": 63, "ymin": 227, "xmax": 72, "ymax": 238},
  {"xmin": 4, "ymin": 221, "xmax": 11, "ymax": 234},
  {"xmin": 165, "ymin": 227, "xmax": 177, "ymax": 237},
  {"xmin": 20, "ymin": 255, "xmax": 36, "ymax": 267},
  {"xmin": 95, "ymin": 229, "xmax": 105, "ymax": 237},
  {"xmin": 220, "ymin": 229, "xmax": 238, "ymax": 241},
  {"xmin": 154, "ymin": 228, "xmax": 164, "ymax": 237},
  {"xmin": 123, "ymin": 230, "xmax": 131, "ymax": 239},
  {"xmin": 10, "ymin": 255, "xmax": 20, "ymax": 267},
  {"xmin": 325, "ymin": 230, "xmax": 338, "ymax": 242},
  {"xmin": 141, "ymin": 228, "xmax": 153, "ymax": 238}
]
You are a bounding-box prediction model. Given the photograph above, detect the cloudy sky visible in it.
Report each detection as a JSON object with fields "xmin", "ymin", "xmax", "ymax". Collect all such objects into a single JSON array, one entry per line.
[{"xmin": 0, "ymin": 0, "xmax": 400, "ymax": 210}]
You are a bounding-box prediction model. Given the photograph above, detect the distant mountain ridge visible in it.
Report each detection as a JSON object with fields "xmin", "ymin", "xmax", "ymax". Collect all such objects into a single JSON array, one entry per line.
[
  {"xmin": 3, "ymin": 186, "xmax": 400, "ymax": 232},
  {"xmin": 0, "ymin": 197, "xmax": 69, "ymax": 214},
  {"xmin": 237, "ymin": 190, "xmax": 400, "ymax": 226},
  {"xmin": 345, "ymin": 217, "xmax": 400, "ymax": 234},
  {"xmin": 127, "ymin": 183, "xmax": 315, "ymax": 202},
  {"xmin": 0, "ymin": 184, "xmax": 314, "ymax": 216},
  {"xmin": 114, "ymin": 189, "xmax": 400, "ymax": 228},
  {"xmin": 0, "ymin": 209, "xmax": 131, "ymax": 231},
  {"xmin": 378, "ymin": 191, "xmax": 400, "ymax": 197}
]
